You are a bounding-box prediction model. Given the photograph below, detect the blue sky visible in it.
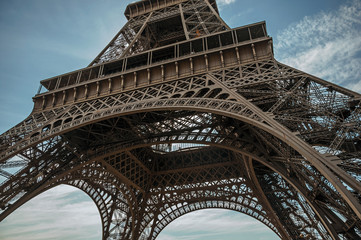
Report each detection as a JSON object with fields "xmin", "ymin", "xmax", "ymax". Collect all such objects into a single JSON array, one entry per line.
[{"xmin": 0, "ymin": 0, "xmax": 360, "ymax": 239}]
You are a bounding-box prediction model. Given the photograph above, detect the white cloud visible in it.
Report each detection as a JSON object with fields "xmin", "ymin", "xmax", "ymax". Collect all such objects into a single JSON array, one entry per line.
[
  {"xmin": 217, "ymin": 0, "xmax": 236, "ymax": 6},
  {"xmin": 275, "ymin": 0, "xmax": 361, "ymax": 92},
  {"xmin": 157, "ymin": 209, "xmax": 278, "ymax": 240},
  {"xmin": 348, "ymin": 79, "xmax": 361, "ymax": 92},
  {"xmin": 0, "ymin": 187, "xmax": 277, "ymax": 240},
  {"xmin": 0, "ymin": 185, "xmax": 101, "ymax": 240}
]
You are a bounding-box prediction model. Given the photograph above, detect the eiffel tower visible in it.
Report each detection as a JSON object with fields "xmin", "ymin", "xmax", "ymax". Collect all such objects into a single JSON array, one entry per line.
[{"xmin": 0, "ymin": 0, "xmax": 360, "ymax": 239}]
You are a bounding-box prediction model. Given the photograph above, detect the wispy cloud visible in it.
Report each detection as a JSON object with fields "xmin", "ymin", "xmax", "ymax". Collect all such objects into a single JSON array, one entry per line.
[
  {"xmin": 275, "ymin": 0, "xmax": 361, "ymax": 92},
  {"xmin": 0, "ymin": 185, "xmax": 101, "ymax": 240}
]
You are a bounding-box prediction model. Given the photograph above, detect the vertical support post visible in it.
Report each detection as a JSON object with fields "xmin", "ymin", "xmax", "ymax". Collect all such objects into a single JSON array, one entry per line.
[
  {"xmin": 147, "ymin": 69, "xmax": 151, "ymax": 84},
  {"xmin": 204, "ymin": 55, "xmax": 209, "ymax": 71},
  {"xmin": 52, "ymin": 93, "xmax": 56, "ymax": 107},
  {"xmin": 121, "ymin": 75, "xmax": 125, "ymax": 90},
  {"xmin": 73, "ymin": 87, "xmax": 77, "ymax": 102},
  {"xmin": 62, "ymin": 90, "xmax": 66, "ymax": 104},
  {"xmin": 96, "ymin": 82, "xmax": 100, "ymax": 96},
  {"xmin": 161, "ymin": 65, "xmax": 164, "ymax": 81},
  {"xmin": 108, "ymin": 79, "xmax": 112, "ymax": 93},
  {"xmin": 175, "ymin": 62, "xmax": 179, "ymax": 78},
  {"xmin": 189, "ymin": 58, "xmax": 193, "ymax": 74},
  {"xmin": 85, "ymin": 84, "xmax": 88, "ymax": 99}
]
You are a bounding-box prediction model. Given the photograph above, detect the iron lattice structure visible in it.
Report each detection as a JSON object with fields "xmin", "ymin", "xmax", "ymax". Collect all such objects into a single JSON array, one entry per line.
[{"xmin": 0, "ymin": 0, "xmax": 361, "ymax": 239}]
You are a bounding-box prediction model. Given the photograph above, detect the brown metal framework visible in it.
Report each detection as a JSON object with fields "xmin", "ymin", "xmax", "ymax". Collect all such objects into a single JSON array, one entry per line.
[{"xmin": 0, "ymin": 0, "xmax": 360, "ymax": 239}]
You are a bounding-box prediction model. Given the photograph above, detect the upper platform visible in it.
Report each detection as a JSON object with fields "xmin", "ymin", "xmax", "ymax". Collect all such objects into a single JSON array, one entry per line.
[
  {"xmin": 38, "ymin": 22, "xmax": 271, "ymax": 94},
  {"xmin": 124, "ymin": 0, "xmax": 219, "ymax": 19},
  {"xmin": 35, "ymin": 0, "xmax": 273, "ymax": 107},
  {"xmin": 86, "ymin": 0, "xmax": 227, "ymax": 66}
]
